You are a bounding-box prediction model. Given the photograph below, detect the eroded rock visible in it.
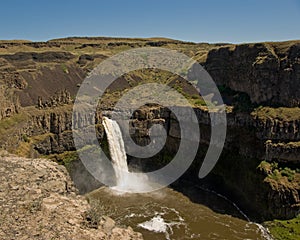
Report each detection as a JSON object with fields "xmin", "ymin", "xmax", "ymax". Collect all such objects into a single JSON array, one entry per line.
[{"xmin": 0, "ymin": 155, "xmax": 143, "ymax": 239}]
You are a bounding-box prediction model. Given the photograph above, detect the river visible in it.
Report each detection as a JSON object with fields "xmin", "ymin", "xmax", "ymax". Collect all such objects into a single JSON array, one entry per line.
[{"xmin": 86, "ymin": 184, "xmax": 272, "ymax": 240}]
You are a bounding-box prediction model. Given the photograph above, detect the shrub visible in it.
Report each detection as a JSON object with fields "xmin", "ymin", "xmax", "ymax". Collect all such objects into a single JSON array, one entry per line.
[{"xmin": 280, "ymin": 167, "xmax": 295, "ymax": 181}]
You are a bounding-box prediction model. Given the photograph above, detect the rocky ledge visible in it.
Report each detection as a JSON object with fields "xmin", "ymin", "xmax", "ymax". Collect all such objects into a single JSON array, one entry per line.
[{"xmin": 0, "ymin": 152, "xmax": 143, "ymax": 240}]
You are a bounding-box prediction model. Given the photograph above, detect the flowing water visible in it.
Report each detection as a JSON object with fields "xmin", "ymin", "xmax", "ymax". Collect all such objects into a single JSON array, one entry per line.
[
  {"xmin": 87, "ymin": 117, "xmax": 273, "ymax": 240},
  {"xmin": 87, "ymin": 186, "xmax": 272, "ymax": 240},
  {"xmin": 102, "ymin": 117, "xmax": 129, "ymax": 187}
]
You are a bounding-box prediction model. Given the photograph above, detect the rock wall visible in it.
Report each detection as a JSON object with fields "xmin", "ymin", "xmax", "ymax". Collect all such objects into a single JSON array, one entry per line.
[
  {"xmin": 266, "ymin": 140, "xmax": 300, "ymax": 164},
  {"xmin": 253, "ymin": 117, "xmax": 300, "ymax": 141},
  {"xmin": 204, "ymin": 41, "xmax": 300, "ymax": 107},
  {"xmin": 24, "ymin": 108, "xmax": 75, "ymax": 155}
]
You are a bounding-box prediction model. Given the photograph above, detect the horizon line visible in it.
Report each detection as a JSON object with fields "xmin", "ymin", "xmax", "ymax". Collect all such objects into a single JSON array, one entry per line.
[{"xmin": 0, "ymin": 35, "xmax": 299, "ymax": 45}]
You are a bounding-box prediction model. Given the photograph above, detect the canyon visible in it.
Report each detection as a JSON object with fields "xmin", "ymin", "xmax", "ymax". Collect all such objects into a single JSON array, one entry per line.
[{"xmin": 0, "ymin": 37, "xmax": 299, "ymax": 239}]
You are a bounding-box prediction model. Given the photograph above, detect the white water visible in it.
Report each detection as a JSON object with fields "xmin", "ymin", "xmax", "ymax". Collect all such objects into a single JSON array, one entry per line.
[
  {"xmin": 137, "ymin": 206, "xmax": 187, "ymax": 240},
  {"xmin": 102, "ymin": 117, "xmax": 149, "ymax": 192},
  {"xmin": 102, "ymin": 117, "xmax": 129, "ymax": 188},
  {"xmin": 138, "ymin": 216, "xmax": 168, "ymax": 233}
]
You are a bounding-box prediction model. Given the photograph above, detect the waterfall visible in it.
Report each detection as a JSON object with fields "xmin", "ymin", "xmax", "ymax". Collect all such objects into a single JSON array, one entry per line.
[
  {"xmin": 102, "ymin": 116, "xmax": 151, "ymax": 192},
  {"xmin": 102, "ymin": 117, "xmax": 129, "ymax": 188}
]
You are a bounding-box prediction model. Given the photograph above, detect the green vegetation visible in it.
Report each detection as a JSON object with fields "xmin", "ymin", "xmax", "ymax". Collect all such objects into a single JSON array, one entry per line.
[
  {"xmin": 47, "ymin": 151, "xmax": 78, "ymax": 167},
  {"xmin": 0, "ymin": 113, "xmax": 28, "ymax": 135},
  {"xmin": 281, "ymin": 167, "xmax": 296, "ymax": 182},
  {"xmin": 265, "ymin": 215, "xmax": 300, "ymax": 240},
  {"xmin": 61, "ymin": 63, "xmax": 69, "ymax": 74},
  {"xmin": 258, "ymin": 161, "xmax": 297, "ymax": 183},
  {"xmin": 0, "ymin": 113, "xmax": 29, "ymax": 151},
  {"xmin": 97, "ymin": 68, "xmax": 208, "ymax": 110},
  {"xmin": 46, "ymin": 145, "xmax": 99, "ymax": 168},
  {"xmin": 252, "ymin": 106, "xmax": 300, "ymax": 121},
  {"xmin": 193, "ymin": 99, "xmax": 206, "ymax": 106},
  {"xmin": 15, "ymin": 141, "xmax": 32, "ymax": 157},
  {"xmin": 15, "ymin": 133, "xmax": 54, "ymax": 157}
]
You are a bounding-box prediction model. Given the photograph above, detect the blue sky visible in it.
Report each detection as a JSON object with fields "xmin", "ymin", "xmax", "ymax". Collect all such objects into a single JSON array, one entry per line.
[{"xmin": 0, "ymin": 0, "xmax": 299, "ymax": 43}]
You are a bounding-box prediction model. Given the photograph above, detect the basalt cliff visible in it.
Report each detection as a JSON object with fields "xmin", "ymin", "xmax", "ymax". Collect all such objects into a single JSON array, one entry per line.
[{"xmin": 0, "ymin": 37, "xmax": 299, "ymax": 232}]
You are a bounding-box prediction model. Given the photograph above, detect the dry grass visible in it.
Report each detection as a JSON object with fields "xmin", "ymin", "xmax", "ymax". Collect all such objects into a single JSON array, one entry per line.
[
  {"xmin": 258, "ymin": 160, "xmax": 300, "ymax": 187},
  {"xmin": 0, "ymin": 113, "xmax": 29, "ymax": 142},
  {"xmin": 252, "ymin": 106, "xmax": 300, "ymax": 121}
]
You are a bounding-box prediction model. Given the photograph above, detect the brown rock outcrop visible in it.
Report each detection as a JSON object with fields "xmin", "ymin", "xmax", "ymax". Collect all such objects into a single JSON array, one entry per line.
[
  {"xmin": 0, "ymin": 86, "xmax": 20, "ymax": 120},
  {"xmin": 0, "ymin": 153, "xmax": 143, "ymax": 239}
]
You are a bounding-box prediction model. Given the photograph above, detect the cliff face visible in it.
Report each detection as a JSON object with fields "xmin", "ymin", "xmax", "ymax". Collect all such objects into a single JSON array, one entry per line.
[
  {"xmin": 119, "ymin": 106, "xmax": 300, "ymax": 221},
  {"xmin": 205, "ymin": 41, "xmax": 300, "ymax": 107},
  {"xmin": 266, "ymin": 141, "xmax": 300, "ymax": 164}
]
